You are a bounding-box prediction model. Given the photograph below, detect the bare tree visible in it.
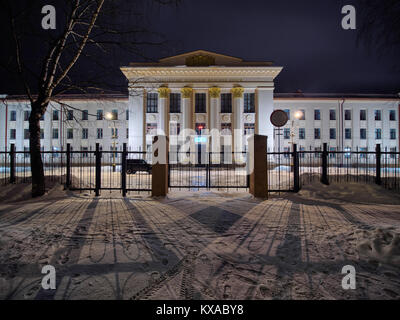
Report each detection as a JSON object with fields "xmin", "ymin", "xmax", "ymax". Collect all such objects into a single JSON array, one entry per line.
[{"xmin": 1, "ymin": 0, "xmax": 179, "ymax": 197}]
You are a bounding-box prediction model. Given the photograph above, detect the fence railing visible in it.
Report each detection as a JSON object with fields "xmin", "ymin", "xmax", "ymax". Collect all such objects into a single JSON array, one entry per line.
[
  {"xmin": 0, "ymin": 143, "xmax": 151, "ymax": 195},
  {"xmin": 267, "ymin": 143, "xmax": 400, "ymax": 193}
]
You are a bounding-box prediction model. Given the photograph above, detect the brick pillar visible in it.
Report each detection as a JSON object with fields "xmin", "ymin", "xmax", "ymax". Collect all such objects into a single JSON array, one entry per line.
[
  {"xmin": 248, "ymin": 134, "xmax": 268, "ymax": 198},
  {"xmin": 152, "ymin": 135, "xmax": 169, "ymax": 197}
]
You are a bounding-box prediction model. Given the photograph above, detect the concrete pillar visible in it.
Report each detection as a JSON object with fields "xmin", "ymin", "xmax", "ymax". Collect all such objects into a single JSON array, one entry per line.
[
  {"xmin": 128, "ymin": 88, "xmax": 145, "ymax": 151},
  {"xmin": 158, "ymin": 87, "xmax": 170, "ymax": 136},
  {"xmin": 152, "ymin": 135, "xmax": 168, "ymax": 197},
  {"xmin": 248, "ymin": 134, "xmax": 268, "ymax": 198}
]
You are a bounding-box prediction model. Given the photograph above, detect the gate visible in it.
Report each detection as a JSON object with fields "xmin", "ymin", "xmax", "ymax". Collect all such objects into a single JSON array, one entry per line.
[{"xmin": 168, "ymin": 151, "xmax": 249, "ymax": 190}]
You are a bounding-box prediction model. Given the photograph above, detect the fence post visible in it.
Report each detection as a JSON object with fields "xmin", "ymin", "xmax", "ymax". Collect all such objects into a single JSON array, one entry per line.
[
  {"xmin": 10, "ymin": 143, "xmax": 16, "ymax": 184},
  {"xmin": 321, "ymin": 143, "xmax": 329, "ymax": 185},
  {"xmin": 95, "ymin": 143, "xmax": 101, "ymax": 196},
  {"xmin": 66, "ymin": 143, "xmax": 71, "ymax": 189},
  {"xmin": 121, "ymin": 143, "xmax": 127, "ymax": 197},
  {"xmin": 248, "ymin": 134, "xmax": 268, "ymax": 198},
  {"xmin": 152, "ymin": 135, "xmax": 169, "ymax": 197},
  {"xmin": 376, "ymin": 144, "xmax": 381, "ymax": 185},
  {"xmin": 293, "ymin": 143, "xmax": 300, "ymax": 192}
]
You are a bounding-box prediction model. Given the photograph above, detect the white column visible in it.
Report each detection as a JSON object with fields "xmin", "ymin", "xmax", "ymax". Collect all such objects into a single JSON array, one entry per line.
[
  {"xmin": 232, "ymin": 87, "xmax": 244, "ymax": 163},
  {"xmin": 158, "ymin": 87, "xmax": 170, "ymax": 136},
  {"xmin": 256, "ymin": 88, "xmax": 275, "ymax": 152},
  {"xmin": 209, "ymin": 87, "xmax": 221, "ymax": 162},
  {"xmin": 128, "ymin": 88, "xmax": 144, "ymax": 151},
  {"xmin": 181, "ymin": 87, "xmax": 193, "ymax": 132}
]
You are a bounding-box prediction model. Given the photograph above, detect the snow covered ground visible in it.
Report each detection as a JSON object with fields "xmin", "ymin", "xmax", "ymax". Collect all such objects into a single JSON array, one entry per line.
[{"xmin": 0, "ymin": 180, "xmax": 400, "ymax": 300}]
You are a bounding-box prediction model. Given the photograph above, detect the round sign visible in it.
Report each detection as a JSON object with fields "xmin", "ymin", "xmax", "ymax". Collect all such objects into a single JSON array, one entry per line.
[{"xmin": 270, "ymin": 110, "xmax": 289, "ymax": 127}]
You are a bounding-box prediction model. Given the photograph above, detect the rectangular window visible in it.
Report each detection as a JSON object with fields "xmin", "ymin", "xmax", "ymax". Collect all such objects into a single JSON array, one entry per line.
[
  {"xmin": 112, "ymin": 109, "xmax": 118, "ymax": 120},
  {"xmin": 314, "ymin": 128, "xmax": 321, "ymax": 140},
  {"xmin": 283, "ymin": 128, "xmax": 290, "ymax": 140},
  {"xmin": 67, "ymin": 128, "xmax": 73, "ymax": 140},
  {"xmin": 221, "ymin": 123, "xmax": 232, "ymax": 135},
  {"xmin": 170, "ymin": 93, "xmax": 181, "ymax": 113},
  {"xmin": 24, "ymin": 111, "xmax": 30, "ymax": 121},
  {"xmin": 299, "ymin": 128, "xmax": 306, "ymax": 140},
  {"xmin": 360, "ymin": 128, "xmax": 367, "ymax": 140},
  {"xmin": 67, "ymin": 110, "xmax": 74, "ymax": 121},
  {"xmin": 244, "ymin": 93, "xmax": 255, "ymax": 113},
  {"xmin": 360, "ymin": 147, "xmax": 368, "ymax": 159},
  {"xmin": 81, "ymin": 147, "xmax": 88, "ymax": 158},
  {"xmin": 53, "ymin": 110, "xmax": 59, "ymax": 121},
  {"xmin": 195, "ymin": 93, "xmax": 206, "ymax": 113},
  {"xmin": 360, "ymin": 110, "xmax": 367, "ymax": 121},
  {"xmin": 375, "ymin": 128, "xmax": 382, "ymax": 140},
  {"xmin": 330, "ymin": 109, "xmax": 336, "ymax": 121},
  {"xmin": 24, "ymin": 147, "xmax": 30, "ymax": 158},
  {"xmin": 345, "ymin": 128, "xmax": 352, "ymax": 140},
  {"xmin": 97, "ymin": 110, "xmax": 103, "ymax": 120},
  {"xmin": 81, "ymin": 110, "xmax": 88, "ymax": 121},
  {"xmin": 221, "ymin": 93, "xmax": 232, "ymax": 113},
  {"xmin": 126, "ymin": 109, "xmax": 129, "ymax": 120},
  {"xmin": 299, "ymin": 109, "xmax": 305, "ymax": 120},
  {"xmin": 10, "ymin": 110, "xmax": 16, "ymax": 121},
  {"xmin": 345, "ymin": 110, "xmax": 352, "ymax": 121},
  {"xmin": 111, "ymin": 128, "xmax": 118, "ymax": 138},
  {"xmin": 169, "ymin": 122, "xmax": 181, "ymax": 136},
  {"xmin": 390, "ymin": 147, "xmax": 397, "ymax": 159},
  {"xmin": 23, "ymin": 129, "xmax": 30, "ymax": 140},
  {"xmin": 244, "ymin": 123, "xmax": 255, "ymax": 135},
  {"xmin": 330, "ymin": 128, "xmax": 336, "ymax": 140},
  {"xmin": 40, "ymin": 113, "xmax": 45, "ymax": 121},
  {"xmin": 390, "ymin": 110, "xmax": 396, "ymax": 121},
  {"xmin": 39, "ymin": 129, "xmax": 44, "ymax": 140},
  {"xmin": 375, "ymin": 110, "xmax": 382, "ymax": 121},
  {"xmin": 284, "ymin": 109, "xmax": 290, "ymax": 120},
  {"xmin": 314, "ymin": 109, "xmax": 321, "ymax": 121},
  {"xmin": 147, "ymin": 93, "xmax": 158, "ymax": 113},
  {"xmin": 10, "ymin": 129, "xmax": 16, "ymax": 140},
  {"xmin": 52, "ymin": 128, "xmax": 58, "ymax": 139},
  {"xmin": 82, "ymin": 128, "xmax": 89, "ymax": 139},
  {"xmin": 126, "ymin": 128, "xmax": 129, "ymax": 139},
  {"xmin": 96, "ymin": 128, "xmax": 103, "ymax": 139},
  {"xmin": 329, "ymin": 147, "xmax": 336, "ymax": 158},
  {"xmin": 390, "ymin": 129, "xmax": 396, "ymax": 140},
  {"xmin": 146, "ymin": 123, "xmax": 157, "ymax": 135}
]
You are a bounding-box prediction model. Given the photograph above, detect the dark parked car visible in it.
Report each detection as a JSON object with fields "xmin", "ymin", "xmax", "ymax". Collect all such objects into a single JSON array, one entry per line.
[{"xmin": 126, "ymin": 159, "xmax": 152, "ymax": 174}]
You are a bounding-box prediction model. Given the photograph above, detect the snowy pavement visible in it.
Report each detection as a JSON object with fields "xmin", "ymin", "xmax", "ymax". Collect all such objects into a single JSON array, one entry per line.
[{"xmin": 0, "ymin": 182, "xmax": 400, "ymax": 300}]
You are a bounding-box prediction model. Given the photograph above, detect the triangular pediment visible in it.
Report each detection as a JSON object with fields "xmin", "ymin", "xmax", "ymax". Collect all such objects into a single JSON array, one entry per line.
[{"xmin": 159, "ymin": 50, "xmax": 243, "ymax": 66}]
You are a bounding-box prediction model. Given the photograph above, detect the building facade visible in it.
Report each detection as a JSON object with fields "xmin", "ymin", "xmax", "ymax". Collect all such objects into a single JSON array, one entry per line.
[{"xmin": 0, "ymin": 50, "xmax": 399, "ymax": 156}]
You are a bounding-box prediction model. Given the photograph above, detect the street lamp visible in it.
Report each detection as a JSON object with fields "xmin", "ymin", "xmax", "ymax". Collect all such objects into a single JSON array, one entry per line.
[
  {"xmin": 290, "ymin": 110, "xmax": 303, "ymax": 172},
  {"xmin": 105, "ymin": 112, "xmax": 117, "ymax": 172}
]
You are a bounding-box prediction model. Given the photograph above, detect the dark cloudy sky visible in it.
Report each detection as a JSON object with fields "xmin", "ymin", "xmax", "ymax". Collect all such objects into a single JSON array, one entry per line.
[{"xmin": 1, "ymin": 0, "xmax": 399, "ymax": 95}]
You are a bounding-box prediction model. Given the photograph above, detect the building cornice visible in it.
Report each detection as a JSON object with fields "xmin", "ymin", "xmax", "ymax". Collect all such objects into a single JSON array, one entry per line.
[{"xmin": 120, "ymin": 66, "xmax": 283, "ymax": 80}]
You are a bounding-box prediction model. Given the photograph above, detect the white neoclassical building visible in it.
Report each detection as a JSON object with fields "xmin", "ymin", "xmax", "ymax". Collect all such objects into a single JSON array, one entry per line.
[{"xmin": 0, "ymin": 50, "xmax": 399, "ymax": 155}]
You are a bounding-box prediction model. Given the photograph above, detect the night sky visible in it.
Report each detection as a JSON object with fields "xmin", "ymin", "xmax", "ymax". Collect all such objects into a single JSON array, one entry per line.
[{"xmin": 1, "ymin": 0, "xmax": 399, "ymax": 95}]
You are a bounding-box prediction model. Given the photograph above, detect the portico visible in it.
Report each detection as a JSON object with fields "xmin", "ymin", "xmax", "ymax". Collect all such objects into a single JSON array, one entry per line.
[{"xmin": 120, "ymin": 50, "xmax": 283, "ymax": 156}]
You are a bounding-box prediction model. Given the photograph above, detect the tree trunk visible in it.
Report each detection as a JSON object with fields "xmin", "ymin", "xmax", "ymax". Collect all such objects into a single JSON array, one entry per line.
[{"xmin": 29, "ymin": 101, "xmax": 46, "ymax": 197}]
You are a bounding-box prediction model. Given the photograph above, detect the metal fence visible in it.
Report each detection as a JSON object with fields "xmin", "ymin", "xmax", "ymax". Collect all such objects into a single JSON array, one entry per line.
[
  {"xmin": 1, "ymin": 143, "xmax": 151, "ymax": 195},
  {"xmin": 267, "ymin": 144, "xmax": 400, "ymax": 193},
  {"xmin": 168, "ymin": 151, "xmax": 249, "ymax": 191}
]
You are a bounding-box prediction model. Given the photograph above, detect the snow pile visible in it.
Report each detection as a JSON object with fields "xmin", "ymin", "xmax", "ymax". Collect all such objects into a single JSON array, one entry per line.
[
  {"xmin": 298, "ymin": 181, "xmax": 400, "ymax": 205},
  {"xmin": 357, "ymin": 228, "xmax": 400, "ymax": 267}
]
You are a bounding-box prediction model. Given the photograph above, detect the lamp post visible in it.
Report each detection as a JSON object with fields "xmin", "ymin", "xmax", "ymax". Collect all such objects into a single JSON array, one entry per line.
[{"xmin": 105, "ymin": 112, "xmax": 117, "ymax": 172}]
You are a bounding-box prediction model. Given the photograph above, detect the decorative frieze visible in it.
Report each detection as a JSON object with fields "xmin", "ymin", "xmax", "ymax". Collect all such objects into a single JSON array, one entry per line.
[{"xmin": 209, "ymin": 87, "xmax": 221, "ymax": 98}]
